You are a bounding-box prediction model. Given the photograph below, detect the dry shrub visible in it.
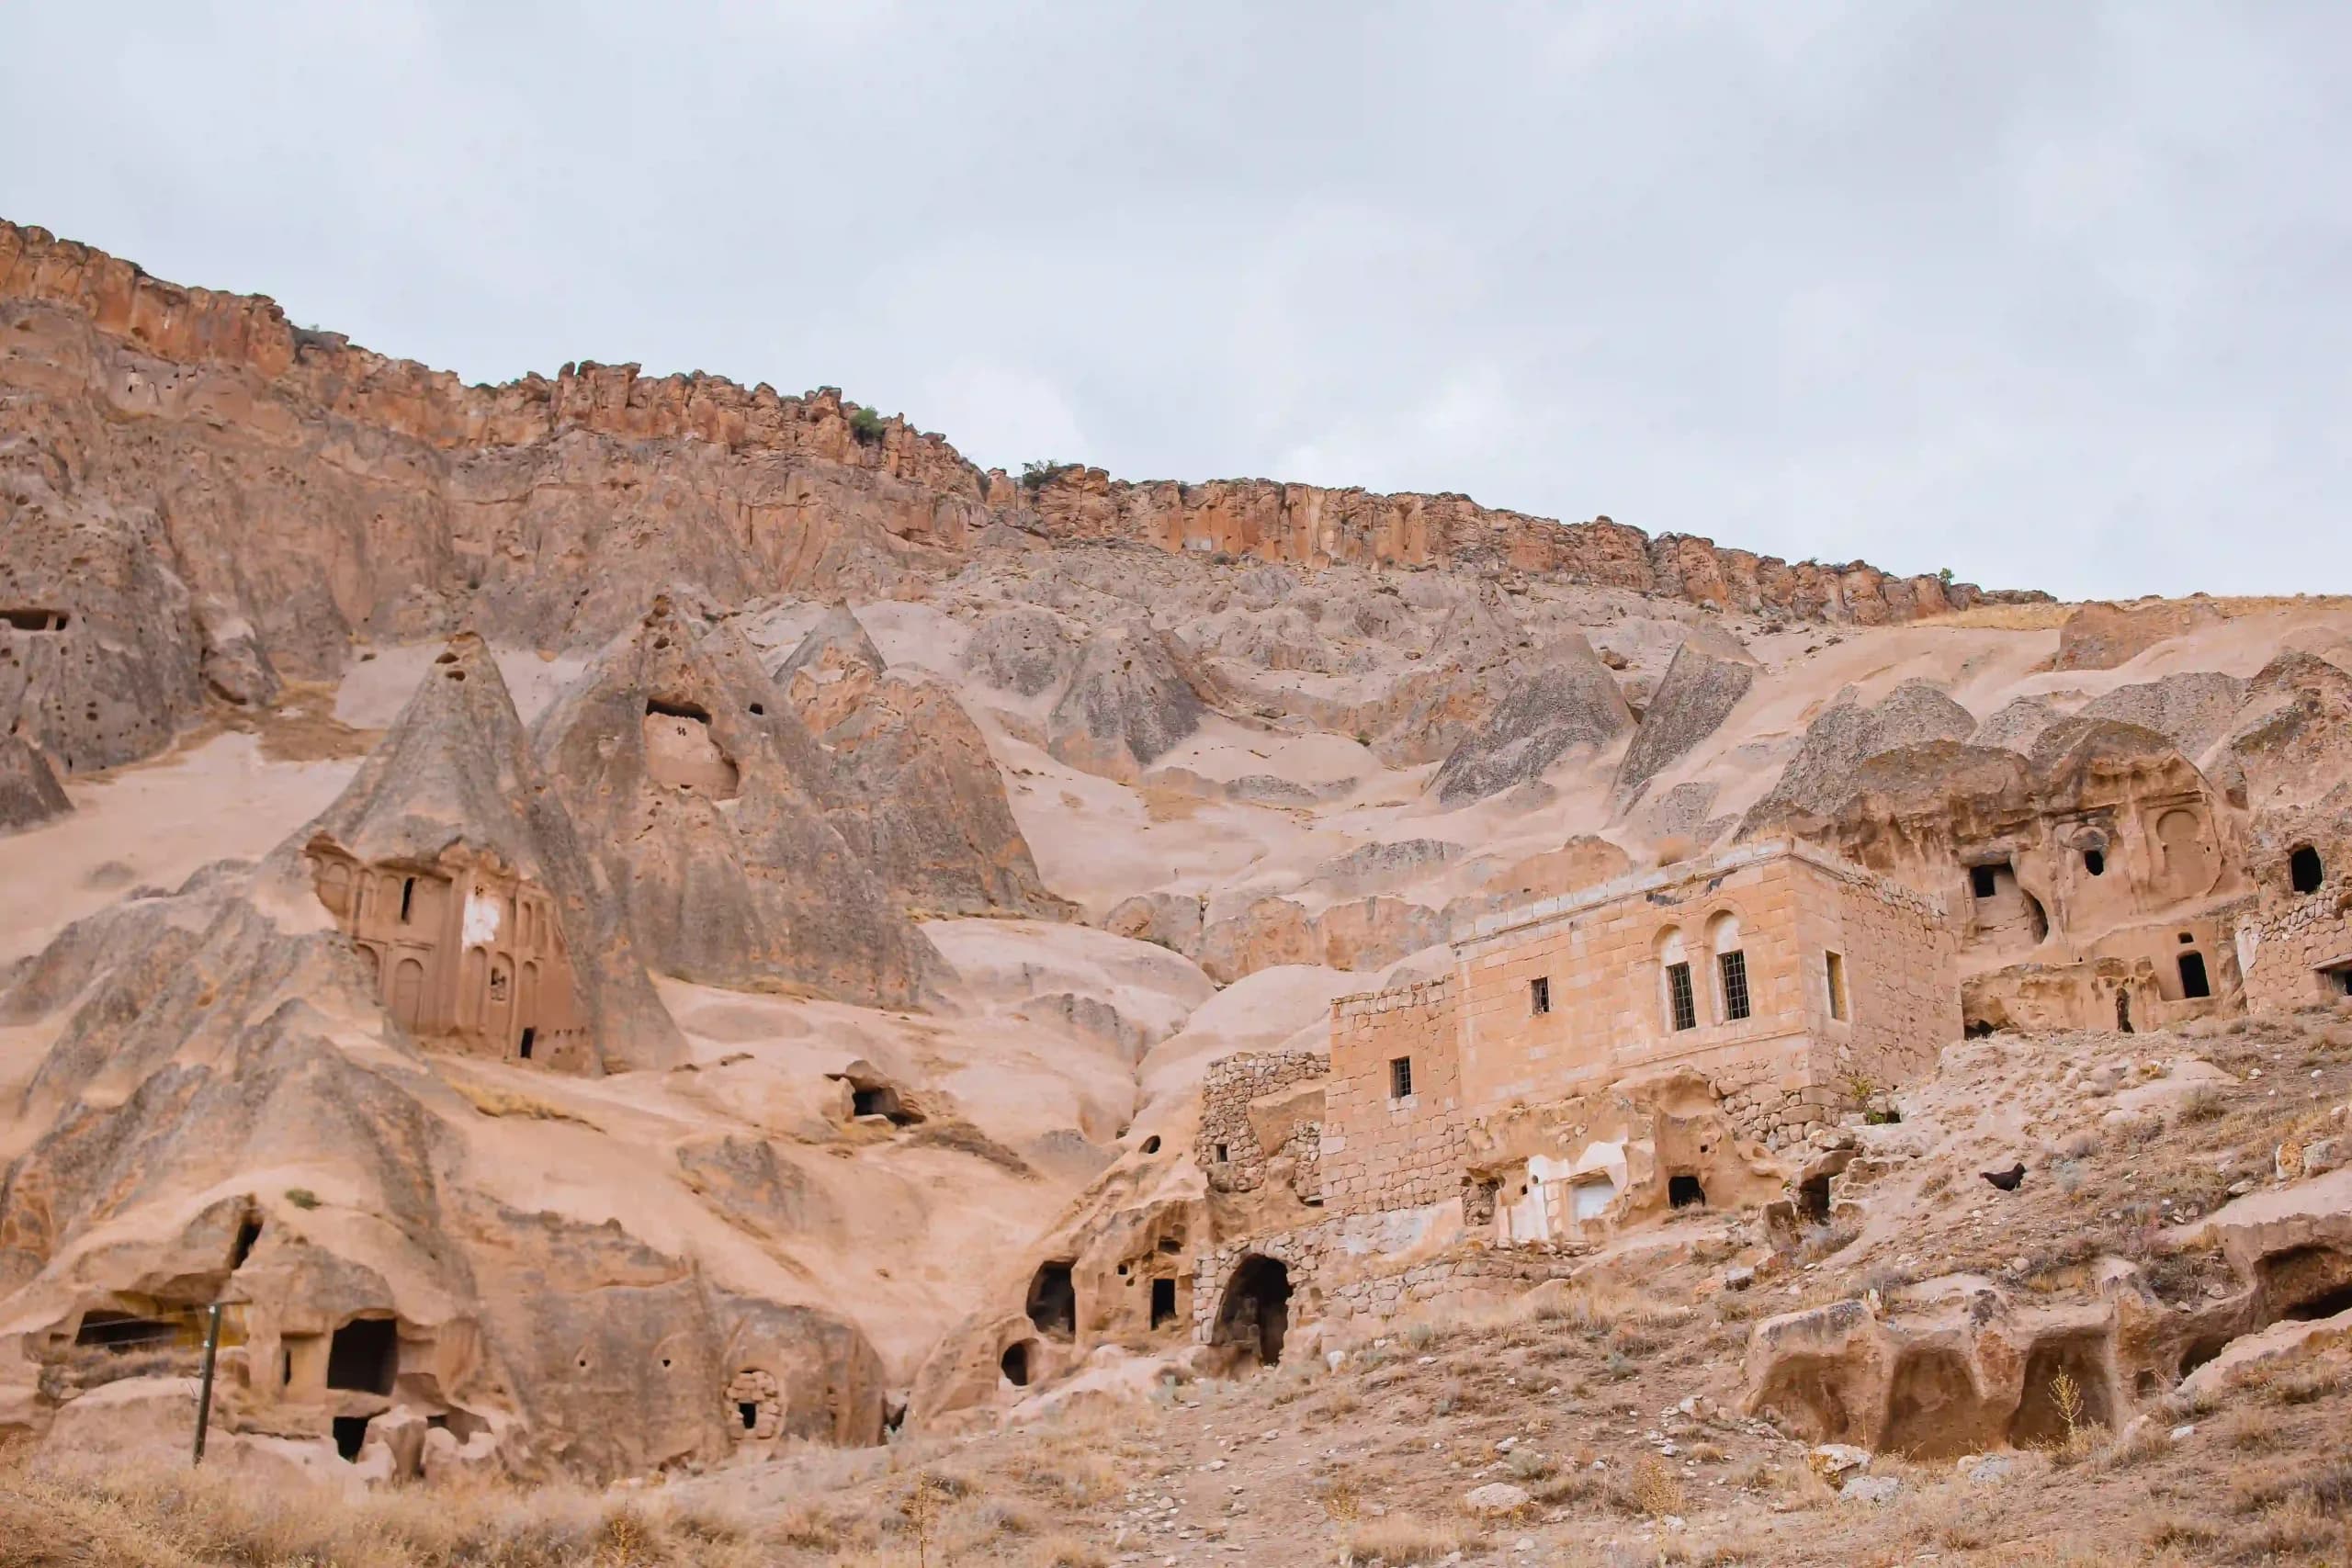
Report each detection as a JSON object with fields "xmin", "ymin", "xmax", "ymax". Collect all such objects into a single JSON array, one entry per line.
[
  {"xmin": 450, "ymin": 1079, "xmax": 600, "ymax": 1127},
  {"xmin": 1027, "ymin": 1536, "xmax": 1108, "ymax": 1568},
  {"xmin": 1347, "ymin": 1514, "xmax": 1476, "ymax": 1564},
  {"xmin": 1621, "ymin": 1453, "xmax": 1688, "ymax": 1518}
]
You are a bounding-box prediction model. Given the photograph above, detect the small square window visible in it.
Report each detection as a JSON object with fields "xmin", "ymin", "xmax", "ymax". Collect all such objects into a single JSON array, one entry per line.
[
  {"xmin": 1529, "ymin": 976, "xmax": 1551, "ymax": 1015},
  {"xmin": 1388, "ymin": 1056, "xmax": 1414, "ymax": 1099},
  {"xmin": 1970, "ymin": 864, "xmax": 1999, "ymax": 899}
]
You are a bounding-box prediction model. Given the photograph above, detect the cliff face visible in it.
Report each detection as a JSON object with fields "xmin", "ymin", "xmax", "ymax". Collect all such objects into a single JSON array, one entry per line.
[{"xmin": 0, "ymin": 220, "xmax": 2011, "ymax": 774}]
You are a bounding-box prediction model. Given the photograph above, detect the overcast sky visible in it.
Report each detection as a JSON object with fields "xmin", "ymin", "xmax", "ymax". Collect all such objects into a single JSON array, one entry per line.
[{"xmin": 5, "ymin": 3, "xmax": 2346, "ymax": 600}]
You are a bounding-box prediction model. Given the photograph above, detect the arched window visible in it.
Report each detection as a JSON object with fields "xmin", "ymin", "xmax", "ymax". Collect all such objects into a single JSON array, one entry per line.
[
  {"xmin": 1707, "ymin": 911, "xmax": 1749, "ymax": 1022},
  {"xmin": 1657, "ymin": 929, "xmax": 1697, "ymax": 1032}
]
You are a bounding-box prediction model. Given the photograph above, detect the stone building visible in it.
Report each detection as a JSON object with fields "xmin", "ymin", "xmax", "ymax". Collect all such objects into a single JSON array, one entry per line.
[
  {"xmin": 1323, "ymin": 839, "xmax": 1957, "ymax": 1212},
  {"xmin": 1178, "ymin": 840, "xmax": 1958, "ymax": 1364},
  {"xmin": 2239, "ymin": 837, "xmax": 2352, "ymax": 1012}
]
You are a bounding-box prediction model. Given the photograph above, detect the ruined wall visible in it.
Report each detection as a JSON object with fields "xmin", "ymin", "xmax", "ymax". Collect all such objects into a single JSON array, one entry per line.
[
  {"xmin": 1321, "ymin": 978, "xmax": 1465, "ymax": 1215},
  {"xmin": 1195, "ymin": 1051, "xmax": 1328, "ymax": 1197},
  {"xmin": 2242, "ymin": 882, "xmax": 2352, "ymax": 1013}
]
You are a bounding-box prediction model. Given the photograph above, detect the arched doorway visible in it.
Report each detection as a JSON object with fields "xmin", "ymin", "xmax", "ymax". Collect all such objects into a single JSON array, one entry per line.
[{"xmin": 1213, "ymin": 1255, "xmax": 1292, "ymax": 1368}]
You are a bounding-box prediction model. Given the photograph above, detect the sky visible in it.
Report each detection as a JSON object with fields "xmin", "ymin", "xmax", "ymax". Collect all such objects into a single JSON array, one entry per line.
[{"xmin": 4, "ymin": 1, "xmax": 2346, "ymax": 601}]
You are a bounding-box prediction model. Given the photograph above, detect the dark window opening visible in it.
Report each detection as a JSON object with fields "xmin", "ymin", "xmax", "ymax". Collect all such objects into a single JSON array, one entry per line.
[
  {"xmin": 2178, "ymin": 931, "xmax": 2195, "ymax": 943},
  {"xmin": 0, "ymin": 608, "xmax": 68, "ymax": 632},
  {"xmin": 2083, "ymin": 849, "xmax": 2105, "ymax": 876},
  {"xmin": 326, "ymin": 1317, "xmax": 398, "ymax": 1395},
  {"xmin": 1965, "ymin": 1019, "xmax": 1995, "ymax": 1038},
  {"xmin": 1158, "ymin": 1235, "xmax": 1182, "ymax": 1255},
  {"xmin": 1529, "ymin": 976, "xmax": 1551, "ymax": 1015},
  {"xmin": 2116, "ymin": 989, "xmax": 2134, "ymax": 1034},
  {"xmin": 73, "ymin": 1311, "xmax": 179, "ymax": 1352},
  {"xmin": 848, "ymin": 1082, "xmax": 920, "ymax": 1124},
  {"xmin": 1213, "ymin": 1256, "xmax": 1292, "ymax": 1368},
  {"xmin": 738, "ymin": 1401, "xmax": 759, "ymax": 1429},
  {"xmin": 1025, "ymin": 1261, "xmax": 1077, "ymax": 1339},
  {"xmin": 1668, "ymin": 1174, "xmax": 1706, "ymax": 1209},
  {"xmin": 1140, "ymin": 1135, "xmax": 1160, "ymax": 1155},
  {"xmin": 231, "ymin": 1217, "xmax": 262, "ymax": 1270},
  {"xmin": 2178, "ymin": 1337, "xmax": 2229, "ymax": 1378},
  {"xmin": 748, "ymin": 702, "xmax": 765, "ymax": 716},
  {"xmin": 280, "ymin": 1348, "xmax": 293, "ymax": 1387},
  {"xmin": 1215, "ymin": 1143, "xmax": 1228, "ymax": 1162},
  {"xmin": 1826, "ymin": 952, "xmax": 1848, "ymax": 1021},
  {"xmin": 1798, "ymin": 1175, "xmax": 1832, "ymax": 1224},
  {"xmin": 1150, "ymin": 1277, "xmax": 1178, "ymax": 1329},
  {"xmin": 1666, "ymin": 962, "xmax": 1697, "ymax": 1032},
  {"xmin": 2290, "ymin": 845, "xmax": 2325, "ymax": 895},
  {"xmin": 333, "ymin": 1415, "xmax": 372, "ymax": 1462},
  {"xmin": 645, "ymin": 696, "xmax": 714, "ymax": 723},
  {"xmin": 2333, "ymin": 966, "xmax": 2352, "ymax": 998},
  {"xmin": 399, "ymin": 877, "xmax": 416, "ymax": 923},
  {"xmin": 1388, "ymin": 1055, "xmax": 1414, "ymax": 1099},
  {"xmin": 1970, "ymin": 864, "xmax": 2000, "ymax": 898},
  {"xmin": 2177, "ymin": 953, "xmax": 2211, "ymax": 999},
  {"xmin": 517, "ymin": 1027, "xmax": 536, "ymax": 1060},
  {"xmin": 1718, "ymin": 950, "xmax": 1751, "ymax": 1021},
  {"xmin": 1000, "ymin": 1339, "xmax": 1034, "ymax": 1387}
]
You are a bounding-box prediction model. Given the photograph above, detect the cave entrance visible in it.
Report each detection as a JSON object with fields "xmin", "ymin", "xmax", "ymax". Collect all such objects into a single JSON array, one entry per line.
[
  {"xmin": 852, "ymin": 1085, "xmax": 917, "ymax": 1124},
  {"xmin": 1797, "ymin": 1175, "xmax": 1832, "ymax": 1225},
  {"xmin": 231, "ymin": 1216, "xmax": 263, "ymax": 1270},
  {"xmin": 73, "ymin": 1311, "xmax": 181, "ymax": 1353},
  {"xmin": 1883, "ymin": 1347, "xmax": 1999, "ymax": 1461},
  {"xmin": 1025, "ymin": 1261, "xmax": 1077, "ymax": 1340},
  {"xmin": 333, "ymin": 1415, "xmax": 372, "ymax": 1462},
  {"xmin": 1000, "ymin": 1338, "xmax": 1035, "ymax": 1388},
  {"xmin": 2008, "ymin": 1335, "xmax": 2113, "ymax": 1449},
  {"xmin": 2290, "ymin": 846, "xmax": 2324, "ymax": 895},
  {"xmin": 1668, "ymin": 1174, "xmax": 1707, "ymax": 1210},
  {"xmin": 737, "ymin": 1401, "xmax": 758, "ymax": 1429},
  {"xmin": 1212, "ymin": 1255, "xmax": 1292, "ymax": 1369},
  {"xmin": 2177, "ymin": 952, "xmax": 2211, "ymax": 999},
  {"xmin": 326, "ymin": 1317, "xmax": 398, "ymax": 1395},
  {"xmin": 1150, "ymin": 1277, "xmax": 1178, "ymax": 1330},
  {"xmin": 2260, "ymin": 1246, "xmax": 2352, "ymax": 1322},
  {"xmin": 2116, "ymin": 989, "xmax": 2133, "ymax": 1034}
]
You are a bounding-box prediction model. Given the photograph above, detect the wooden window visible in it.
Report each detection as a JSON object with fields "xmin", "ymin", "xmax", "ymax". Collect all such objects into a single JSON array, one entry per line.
[{"xmin": 1529, "ymin": 976, "xmax": 1551, "ymax": 1015}]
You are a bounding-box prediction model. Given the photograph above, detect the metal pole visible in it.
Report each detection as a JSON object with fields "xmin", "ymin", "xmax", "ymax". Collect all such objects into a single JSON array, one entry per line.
[{"xmin": 192, "ymin": 1303, "xmax": 223, "ymax": 1464}]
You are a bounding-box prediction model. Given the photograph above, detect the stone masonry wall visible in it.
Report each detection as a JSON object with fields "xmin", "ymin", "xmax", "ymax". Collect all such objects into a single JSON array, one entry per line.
[
  {"xmin": 1192, "ymin": 1215, "xmax": 1583, "ymax": 1345},
  {"xmin": 1321, "ymin": 977, "xmax": 1465, "ymax": 1215},
  {"xmin": 1197, "ymin": 1051, "xmax": 1329, "ymax": 1195},
  {"xmin": 2243, "ymin": 878, "xmax": 2352, "ymax": 1013}
]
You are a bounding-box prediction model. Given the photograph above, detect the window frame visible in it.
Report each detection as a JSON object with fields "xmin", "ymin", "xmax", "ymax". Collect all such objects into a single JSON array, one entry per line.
[
  {"xmin": 1387, "ymin": 1055, "xmax": 1414, "ymax": 1100},
  {"xmin": 1717, "ymin": 948, "xmax": 1751, "ymax": 1022},
  {"xmin": 1664, "ymin": 961, "xmax": 1698, "ymax": 1032},
  {"xmin": 1529, "ymin": 976, "xmax": 1551, "ymax": 1015}
]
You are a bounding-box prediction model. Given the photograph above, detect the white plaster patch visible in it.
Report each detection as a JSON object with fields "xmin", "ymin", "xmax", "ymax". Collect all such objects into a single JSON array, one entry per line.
[{"xmin": 462, "ymin": 887, "xmax": 503, "ymax": 948}]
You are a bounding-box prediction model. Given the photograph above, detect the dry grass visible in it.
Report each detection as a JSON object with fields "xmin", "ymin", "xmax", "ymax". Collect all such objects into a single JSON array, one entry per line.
[
  {"xmin": 1345, "ymin": 1514, "xmax": 1478, "ymax": 1565},
  {"xmin": 448, "ymin": 1078, "xmax": 601, "ymax": 1128},
  {"xmin": 0, "ymin": 1450, "xmax": 757, "ymax": 1568}
]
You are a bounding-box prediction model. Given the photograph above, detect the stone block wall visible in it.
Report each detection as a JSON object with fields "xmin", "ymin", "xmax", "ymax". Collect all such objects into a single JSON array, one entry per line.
[
  {"xmin": 1196, "ymin": 1051, "xmax": 1328, "ymax": 1195},
  {"xmin": 1191, "ymin": 1214, "xmax": 1584, "ymax": 1346},
  {"xmin": 1321, "ymin": 977, "xmax": 1464, "ymax": 1215},
  {"xmin": 2242, "ymin": 880, "xmax": 2352, "ymax": 1013}
]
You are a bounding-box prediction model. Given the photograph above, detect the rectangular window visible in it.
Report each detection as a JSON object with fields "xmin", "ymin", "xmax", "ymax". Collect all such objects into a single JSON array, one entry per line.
[
  {"xmin": 1529, "ymin": 976, "xmax": 1551, "ymax": 1015},
  {"xmin": 1718, "ymin": 950, "xmax": 1751, "ymax": 1021},
  {"xmin": 1825, "ymin": 951, "xmax": 1848, "ymax": 1021},
  {"xmin": 1970, "ymin": 864, "xmax": 1999, "ymax": 899},
  {"xmin": 1665, "ymin": 962, "xmax": 1697, "ymax": 1032},
  {"xmin": 1388, "ymin": 1056, "xmax": 1414, "ymax": 1099}
]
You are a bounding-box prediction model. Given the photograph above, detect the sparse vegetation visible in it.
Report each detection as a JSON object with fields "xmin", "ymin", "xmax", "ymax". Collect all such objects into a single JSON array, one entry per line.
[
  {"xmin": 1019, "ymin": 458, "xmax": 1072, "ymax": 489},
  {"xmin": 847, "ymin": 404, "xmax": 889, "ymax": 444}
]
